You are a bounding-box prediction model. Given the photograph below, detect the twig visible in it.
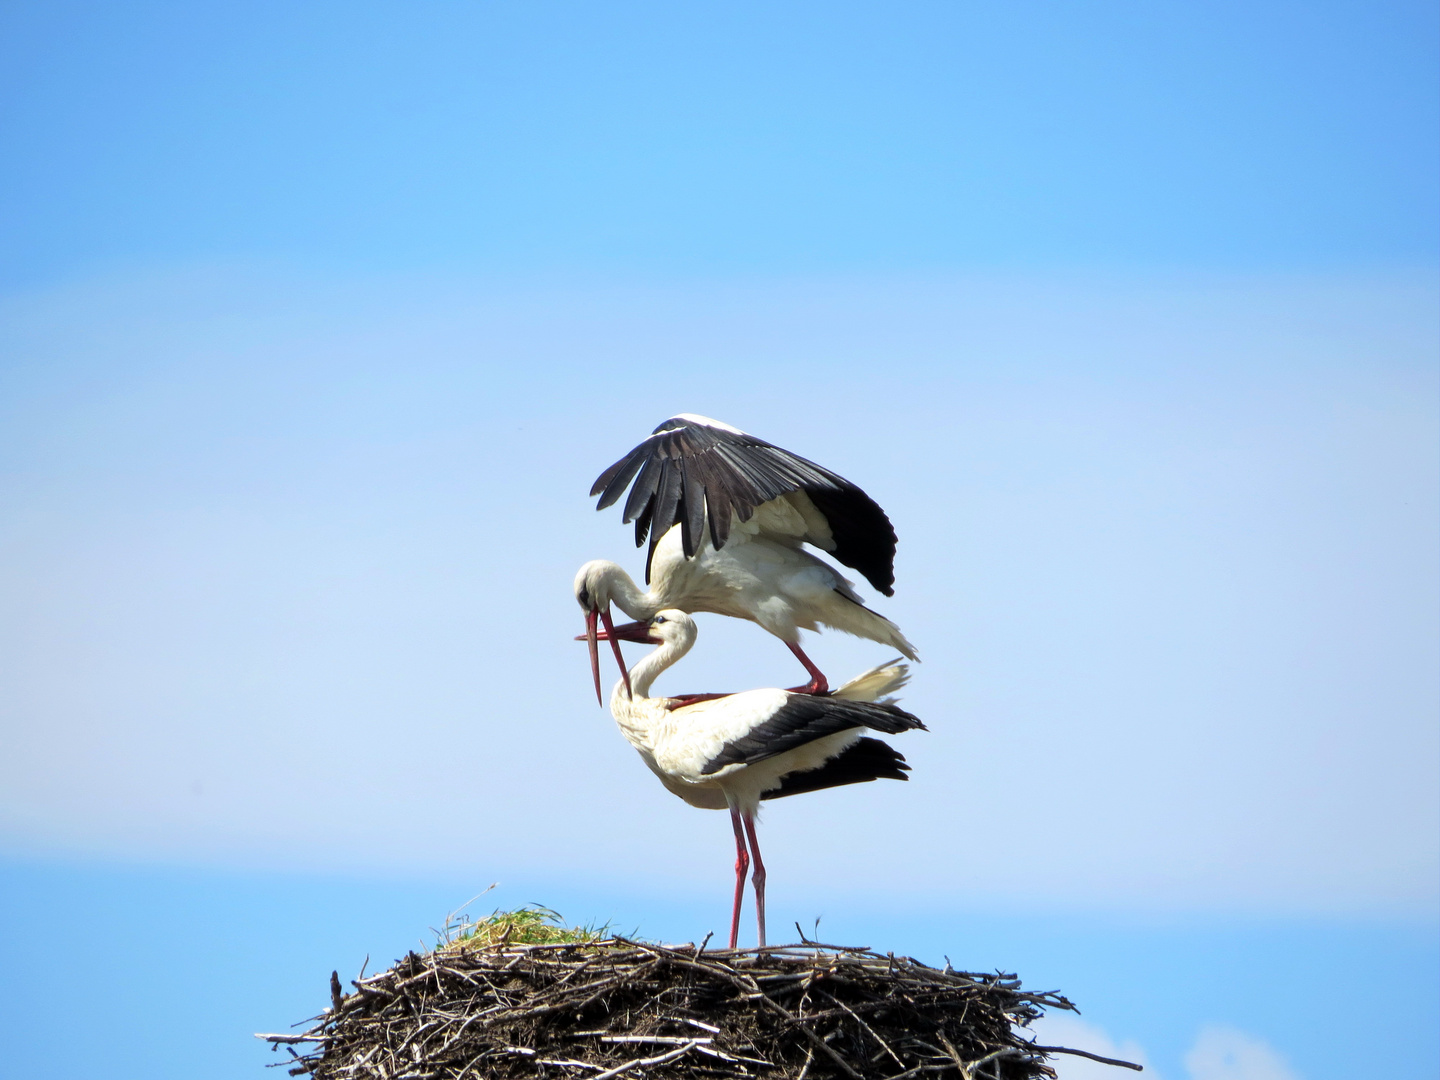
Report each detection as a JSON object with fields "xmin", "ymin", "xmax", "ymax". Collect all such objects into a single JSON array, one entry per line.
[
  {"xmin": 1030, "ymin": 1044, "xmax": 1144, "ymax": 1071},
  {"xmin": 586, "ymin": 1040, "xmax": 702, "ymax": 1080},
  {"xmin": 817, "ymin": 988, "xmax": 906, "ymax": 1070}
]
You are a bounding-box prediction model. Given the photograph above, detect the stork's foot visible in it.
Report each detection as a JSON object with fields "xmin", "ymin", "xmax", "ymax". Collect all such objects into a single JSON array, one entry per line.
[
  {"xmin": 783, "ymin": 642, "xmax": 829, "ymax": 696},
  {"xmin": 785, "ymin": 676, "xmax": 830, "ymax": 696},
  {"xmin": 667, "ymin": 692, "xmax": 735, "ymax": 710}
]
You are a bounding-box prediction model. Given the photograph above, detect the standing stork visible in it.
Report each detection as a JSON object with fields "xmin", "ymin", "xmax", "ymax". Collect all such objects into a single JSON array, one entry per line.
[
  {"xmin": 576, "ymin": 414, "xmax": 916, "ymax": 703},
  {"xmin": 589, "ymin": 609, "xmax": 925, "ymax": 949}
]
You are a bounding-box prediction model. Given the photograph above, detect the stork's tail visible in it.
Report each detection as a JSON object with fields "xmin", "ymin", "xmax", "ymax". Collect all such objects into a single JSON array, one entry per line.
[
  {"xmin": 832, "ymin": 659, "xmax": 910, "ymax": 705},
  {"xmin": 822, "ymin": 590, "xmax": 920, "ymax": 661}
]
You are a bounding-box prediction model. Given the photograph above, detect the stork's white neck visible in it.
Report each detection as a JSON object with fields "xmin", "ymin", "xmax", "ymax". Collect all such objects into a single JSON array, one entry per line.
[
  {"xmin": 611, "ymin": 627, "xmax": 694, "ymax": 706},
  {"xmin": 597, "ymin": 563, "xmax": 658, "ymax": 621}
]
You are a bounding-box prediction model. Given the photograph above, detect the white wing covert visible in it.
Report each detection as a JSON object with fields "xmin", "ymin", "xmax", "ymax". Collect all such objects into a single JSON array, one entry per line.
[{"xmin": 655, "ymin": 691, "xmax": 924, "ymax": 782}]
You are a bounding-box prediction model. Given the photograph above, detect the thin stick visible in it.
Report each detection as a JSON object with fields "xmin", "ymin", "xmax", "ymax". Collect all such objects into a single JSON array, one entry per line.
[
  {"xmin": 586, "ymin": 1040, "xmax": 702, "ymax": 1080},
  {"xmin": 1030, "ymin": 1044, "xmax": 1144, "ymax": 1070}
]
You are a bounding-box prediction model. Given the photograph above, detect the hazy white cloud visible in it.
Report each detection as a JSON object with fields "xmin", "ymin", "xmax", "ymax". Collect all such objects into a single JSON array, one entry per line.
[
  {"xmin": 1185, "ymin": 1026, "xmax": 1299, "ymax": 1080},
  {"xmin": 1031, "ymin": 1016, "xmax": 1301, "ymax": 1080},
  {"xmin": 0, "ymin": 268, "xmax": 1435, "ymax": 916},
  {"xmin": 1029, "ymin": 1014, "xmax": 1152, "ymax": 1079}
]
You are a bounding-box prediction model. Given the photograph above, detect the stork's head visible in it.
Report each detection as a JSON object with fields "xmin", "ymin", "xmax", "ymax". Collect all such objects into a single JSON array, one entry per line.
[
  {"xmin": 573, "ymin": 560, "xmax": 631, "ymax": 705},
  {"xmin": 643, "ymin": 609, "xmax": 697, "ymax": 651},
  {"xmin": 577, "ymin": 609, "xmax": 698, "ymax": 688}
]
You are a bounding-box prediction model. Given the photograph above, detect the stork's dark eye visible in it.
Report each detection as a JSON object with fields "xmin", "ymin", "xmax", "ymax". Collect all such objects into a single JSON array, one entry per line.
[
  {"xmin": 653, "ymin": 615, "xmax": 667, "ymax": 625},
  {"xmin": 577, "ymin": 584, "xmax": 591, "ymax": 608}
]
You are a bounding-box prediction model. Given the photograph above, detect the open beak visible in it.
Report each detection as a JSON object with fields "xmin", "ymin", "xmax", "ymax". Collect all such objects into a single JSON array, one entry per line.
[
  {"xmin": 590, "ymin": 618, "xmax": 661, "ymax": 644},
  {"xmin": 577, "ymin": 605, "xmax": 634, "ymax": 704}
]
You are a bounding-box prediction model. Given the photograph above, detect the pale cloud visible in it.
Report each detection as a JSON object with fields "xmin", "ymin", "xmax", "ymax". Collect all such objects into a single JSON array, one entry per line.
[
  {"xmin": 0, "ymin": 268, "xmax": 1435, "ymax": 916},
  {"xmin": 1028, "ymin": 1014, "xmax": 1153, "ymax": 1079},
  {"xmin": 1184, "ymin": 1026, "xmax": 1299, "ymax": 1080},
  {"xmin": 1029, "ymin": 1016, "xmax": 1301, "ymax": 1080}
]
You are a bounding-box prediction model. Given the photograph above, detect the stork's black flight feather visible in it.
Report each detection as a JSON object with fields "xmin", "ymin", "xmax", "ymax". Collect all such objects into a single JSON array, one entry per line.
[
  {"xmin": 700, "ymin": 696, "xmax": 925, "ymax": 776},
  {"xmin": 590, "ymin": 415, "xmax": 899, "ymax": 595},
  {"xmin": 761, "ymin": 737, "xmax": 911, "ymax": 800}
]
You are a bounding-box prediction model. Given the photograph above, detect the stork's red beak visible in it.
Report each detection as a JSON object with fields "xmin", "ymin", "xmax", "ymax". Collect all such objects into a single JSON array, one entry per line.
[
  {"xmin": 577, "ymin": 605, "xmax": 633, "ymax": 704},
  {"xmin": 587, "ymin": 619, "xmax": 661, "ymax": 644}
]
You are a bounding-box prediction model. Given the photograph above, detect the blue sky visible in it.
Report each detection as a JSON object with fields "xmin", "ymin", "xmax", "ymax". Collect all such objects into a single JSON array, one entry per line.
[
  {"xmin": 2, "ymin": 0, "xmax": 1437, "ymax": 283},
  {"xmin": 0, "ymin": 4, "xmax": 1436, "ymax": 1080}
]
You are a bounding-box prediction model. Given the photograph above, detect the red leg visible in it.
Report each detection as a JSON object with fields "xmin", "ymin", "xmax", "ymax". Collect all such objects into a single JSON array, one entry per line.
[
  {"xmin": 728, "ymin": 806, "xmax": 750, "ymax": 950},
  {"xmin": 785, "ymin": 641, "xmax": 829, "ymax": 695},
  {"xmin": 741, "ymin": 812, "xmax": 767, "ymax": 949}
]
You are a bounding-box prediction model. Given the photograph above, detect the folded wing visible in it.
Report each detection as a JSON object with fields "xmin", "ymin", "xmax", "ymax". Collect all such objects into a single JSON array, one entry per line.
[
  {"xmin": 700, "ymin": 696, "xmax": 925, "ymax": 776},
  {"xmin": 761, "ymin": 737, "xmax": 911, "ymax": 799}
]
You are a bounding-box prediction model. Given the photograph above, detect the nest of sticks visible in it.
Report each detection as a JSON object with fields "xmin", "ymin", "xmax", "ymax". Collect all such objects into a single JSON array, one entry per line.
[{"xmin": 262, "ymin": 934, "xmax": 1140, "ymax": 1080}]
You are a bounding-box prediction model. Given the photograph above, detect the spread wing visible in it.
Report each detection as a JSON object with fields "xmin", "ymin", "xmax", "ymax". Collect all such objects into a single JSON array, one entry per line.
[{"xmin": 589, "ymin": 414, "xmax": 899, "ymax": 595}]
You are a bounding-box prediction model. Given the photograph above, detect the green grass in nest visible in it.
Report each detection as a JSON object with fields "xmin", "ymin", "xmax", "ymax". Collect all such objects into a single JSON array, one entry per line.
[{"xmin": 438, "ymin": 904, "xmax": 615, "ymax": 952}]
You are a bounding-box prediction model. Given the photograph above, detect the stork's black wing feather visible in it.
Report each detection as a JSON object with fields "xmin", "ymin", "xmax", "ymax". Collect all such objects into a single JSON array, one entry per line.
[
  {"xmin": 761, "ymin": 737, "xmax": 911, "ymax": 800},
  {"xmin": 700, "ymin": 697, "xmax": 925, "ymax": 776},
  {"xmin": 589, "ymin": 415, "xmax": 899, "ymax": 594}
]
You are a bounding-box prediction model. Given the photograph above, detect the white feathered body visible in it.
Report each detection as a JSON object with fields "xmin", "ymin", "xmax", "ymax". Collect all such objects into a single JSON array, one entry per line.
[
  {"xmin": 583, "ymin": 495, "xmax": 917, "ymax": 660},
  {"xmin": 611, "ymin": 647, "xmax": 911, "ymax": 815}
]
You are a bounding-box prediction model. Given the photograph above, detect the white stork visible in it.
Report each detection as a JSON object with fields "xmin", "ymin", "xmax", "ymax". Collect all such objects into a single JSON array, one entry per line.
[
  {"xmin": 576, "ymin": 414, "xmax": 917, "ymax": 703},
  {"xmin": 589, "ymin": 609, "xmax": 925, "ymax": 950}
]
